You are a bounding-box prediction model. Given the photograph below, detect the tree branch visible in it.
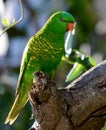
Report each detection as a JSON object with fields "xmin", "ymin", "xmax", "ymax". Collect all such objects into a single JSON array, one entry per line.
[
  {"xmin": 29, "ymin": 60, "xmax": 106, "ymax": 130},
  {"xmin": 0, "ymin": 0, "xmax": 24, "ymax": 36}
]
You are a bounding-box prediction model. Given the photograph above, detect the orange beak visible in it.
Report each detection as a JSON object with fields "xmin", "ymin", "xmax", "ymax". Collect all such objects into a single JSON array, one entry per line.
[{"xmin": 66, "ymin": 22, "xmax": 75, "ymax": 32}]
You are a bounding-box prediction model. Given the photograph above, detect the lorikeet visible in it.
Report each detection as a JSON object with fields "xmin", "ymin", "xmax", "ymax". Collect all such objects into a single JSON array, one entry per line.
[{"xmin": 5, "ymin": 11, "xmax": 75, "ymax": 125}]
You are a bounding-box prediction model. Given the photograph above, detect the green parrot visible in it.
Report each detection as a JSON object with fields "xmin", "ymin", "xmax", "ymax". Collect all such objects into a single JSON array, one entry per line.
[{"xmin": 5, "ymin": 11, "xmax": 75, "ymax": 125}]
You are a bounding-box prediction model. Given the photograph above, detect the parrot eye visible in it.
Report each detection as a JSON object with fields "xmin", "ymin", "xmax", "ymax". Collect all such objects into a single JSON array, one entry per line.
[
  {"xmin": 60, "ymin": 18, "xmax": 66, "ymax": 22},
  {"xmin": 60, "ymin": 18, "xmax": 74, "ymax": 23}
]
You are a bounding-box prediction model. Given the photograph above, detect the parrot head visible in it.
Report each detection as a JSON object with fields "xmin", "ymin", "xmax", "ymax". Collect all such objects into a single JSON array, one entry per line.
[{"xmin": 43, "ymin": 11, "xmax": 75, "ymax": 34}]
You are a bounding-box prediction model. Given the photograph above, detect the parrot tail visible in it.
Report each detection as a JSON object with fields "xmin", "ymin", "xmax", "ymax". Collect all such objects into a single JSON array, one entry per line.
[{"xmin": 5, "ymin": 94, "xmax": 28, "ymax": 125}]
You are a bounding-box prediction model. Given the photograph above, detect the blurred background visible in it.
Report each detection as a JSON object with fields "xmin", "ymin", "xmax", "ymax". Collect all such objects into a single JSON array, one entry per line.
[{"xmin": 0, "ymin": 0, "xmax": 106, "ymax": 129}]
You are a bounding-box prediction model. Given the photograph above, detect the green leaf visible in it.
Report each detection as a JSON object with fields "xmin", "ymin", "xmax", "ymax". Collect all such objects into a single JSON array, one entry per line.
[
  {"xmin": 66, "ymin": 62, "xmax": 86, "ymax": 82},
  {"xmin": 12, "ymin": 18, "xmax": 16, "ymax": 25},
  {"xmin": 2, "ymin": 18, "xmax": 10, "ymax": 26}
]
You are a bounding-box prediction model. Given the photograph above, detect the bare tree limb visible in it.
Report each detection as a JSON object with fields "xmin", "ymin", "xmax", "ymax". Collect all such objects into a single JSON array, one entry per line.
[
  {"xmin": 0, "ymin": 0, "xmax": 24, "ymax": 36},
  {"xmin": 29, "ymin": 60, "xmax": 106, "ymax": 130}
]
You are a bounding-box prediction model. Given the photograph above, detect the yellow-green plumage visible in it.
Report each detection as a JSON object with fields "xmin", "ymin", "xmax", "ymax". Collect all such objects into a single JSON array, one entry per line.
[{"xmin": 5, "ymin": 11, "xmax": 75, "ymax": 125}]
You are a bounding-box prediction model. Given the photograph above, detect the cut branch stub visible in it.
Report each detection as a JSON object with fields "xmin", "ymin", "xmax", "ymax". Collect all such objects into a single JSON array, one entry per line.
[{"xmin": 29, "ymin": 71, "xmax": 72, "ymax": 130}]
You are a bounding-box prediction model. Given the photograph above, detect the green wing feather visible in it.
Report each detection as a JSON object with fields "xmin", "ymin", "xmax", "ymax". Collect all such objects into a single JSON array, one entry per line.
[{"xmin": 5, "ymin": 50, "xmax": 32, "ymax": 125}]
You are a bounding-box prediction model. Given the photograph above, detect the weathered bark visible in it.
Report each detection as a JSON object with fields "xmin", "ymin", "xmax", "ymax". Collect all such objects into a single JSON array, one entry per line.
[{"xmin": 29, "ymin": 60, "xmax": 106, "ymax": 130}]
